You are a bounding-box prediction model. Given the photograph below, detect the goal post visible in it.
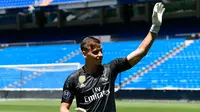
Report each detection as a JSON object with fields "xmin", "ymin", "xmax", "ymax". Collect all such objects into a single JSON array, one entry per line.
[{"xmin": 0, "ymin": 63, "xmax": 81, "ymax": 90}]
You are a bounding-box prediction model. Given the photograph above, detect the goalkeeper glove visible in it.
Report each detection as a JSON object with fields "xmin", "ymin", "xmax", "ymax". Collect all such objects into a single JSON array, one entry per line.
[
  {"xmin": 28, "ymin": 5, "xmax": 35, "ymax": 13},
  {"xmin": 150, "ymin": 2, "xmax": 165, "ymax": 33},
  {"xmin": 75, "ymin": 107, "xmax": 87, "ymax": 112}
]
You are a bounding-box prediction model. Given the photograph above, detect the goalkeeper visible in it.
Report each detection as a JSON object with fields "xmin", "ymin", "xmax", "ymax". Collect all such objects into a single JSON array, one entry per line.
[{"xmin": 60, "ymin": 2, "xmax": 165, "ymax": 112}]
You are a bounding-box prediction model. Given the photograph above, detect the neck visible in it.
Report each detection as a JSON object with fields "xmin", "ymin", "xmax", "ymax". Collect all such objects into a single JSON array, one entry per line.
[{"xmin": 84, "ymin": 63, "xmax": 100, "ymax": 74}]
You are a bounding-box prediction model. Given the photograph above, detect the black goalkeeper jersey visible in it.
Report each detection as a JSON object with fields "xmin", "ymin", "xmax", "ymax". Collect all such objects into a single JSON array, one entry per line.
[{"xmin": 61, "ymin": 58, "xmax": 132, "ymax": 112}]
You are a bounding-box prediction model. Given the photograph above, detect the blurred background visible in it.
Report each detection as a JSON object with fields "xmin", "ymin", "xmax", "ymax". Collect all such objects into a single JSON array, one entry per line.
[{"xmin": 0, "ymin": 0, "xmax": 200, "ymax": 112}]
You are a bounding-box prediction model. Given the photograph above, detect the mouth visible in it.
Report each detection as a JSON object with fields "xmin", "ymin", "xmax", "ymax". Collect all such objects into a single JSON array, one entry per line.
[
  {"xmin": 97, "ymin": 59, "xmax": 102, "ymax": 63},
  {"xmin": 96, "ymin": 57, "xmax": 102, "ymax": 61},
  {"xmin": 98, "ymin": 59, "xmax": 102, "ymax": 62}
]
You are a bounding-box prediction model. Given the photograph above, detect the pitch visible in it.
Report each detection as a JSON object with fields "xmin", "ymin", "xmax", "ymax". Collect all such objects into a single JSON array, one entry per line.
[{"xmin": 0, "ymin": 99, "xmax": 199, "ymax": 112}]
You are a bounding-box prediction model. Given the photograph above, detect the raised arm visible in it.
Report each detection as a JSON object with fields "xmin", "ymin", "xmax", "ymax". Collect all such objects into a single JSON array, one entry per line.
[{"xmin": 127, "ymin": 2, "xmax": 165, "ymax": 66}]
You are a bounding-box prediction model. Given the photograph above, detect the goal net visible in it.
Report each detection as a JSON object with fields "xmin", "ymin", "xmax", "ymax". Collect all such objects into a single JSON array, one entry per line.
[{"xmin": 0, "ymin": 63, "xmax": 81, "ymax": 90}]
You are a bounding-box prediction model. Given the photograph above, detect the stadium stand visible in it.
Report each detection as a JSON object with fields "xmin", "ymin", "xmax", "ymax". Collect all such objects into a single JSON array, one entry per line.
[
  {"xmin": 115, "ymin": 38, "xmax": 185, "ymax": 86},
  {"xmin": 0, "ymin": 0, "xmax": 99, "ymax": 9},
  {"xmin": 20, "ymin": 71, "xmax": 75, "ymax": 88},
  {"xmin": 124, "ymin": 39, "xmax": 200, "ymax": 89},
  {"xmin": 0, "ymin": 44, "xmax": 80, "ymax": 88},
  {"xmin": 0, "ymin": 37, "xmax": 186, "ymax": 89},
  {"xmin": 0, "ymin": 44, "xmax": 79, "ymax": 65}
]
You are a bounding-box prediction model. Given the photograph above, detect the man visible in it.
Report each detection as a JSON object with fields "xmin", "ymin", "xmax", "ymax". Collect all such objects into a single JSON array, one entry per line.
[{"xmin": 60, "ymin": 2, "xmax": 165, "ymax": 112}]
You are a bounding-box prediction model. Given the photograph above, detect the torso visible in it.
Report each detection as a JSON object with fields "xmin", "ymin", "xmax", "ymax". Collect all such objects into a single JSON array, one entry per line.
[{"xmin": 73, "ymin": 64, "xmax": 116, "ymax": 112}]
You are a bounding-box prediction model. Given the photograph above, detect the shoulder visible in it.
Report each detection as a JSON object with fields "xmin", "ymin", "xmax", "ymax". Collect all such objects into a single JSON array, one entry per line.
[
  {"xmin": 68, "ymin": 70, "xmax": 81, "ymax": 79},
  {"xmin": 105, "ymin": 57, "xmax": 132, "ymax": 71},
  {"xmin": 65, "ymin": 68, "xmax": 83, "ymax": 84},
  {"xmin": 106, "ymin": 58, "xmax": 126, "ymax": 66}
]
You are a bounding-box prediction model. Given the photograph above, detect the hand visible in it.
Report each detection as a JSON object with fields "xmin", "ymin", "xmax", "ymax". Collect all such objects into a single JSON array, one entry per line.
[
  {"xmin": 28, "ymin": 5, "xmax": 35, "ymax": 13},
  {"xmin": 150, "ymin": 2, "xmax": 165, "ymax": 33},
  {"xmin": 75, "ymin": 107, "xmax": 87, "ymax": 112}
]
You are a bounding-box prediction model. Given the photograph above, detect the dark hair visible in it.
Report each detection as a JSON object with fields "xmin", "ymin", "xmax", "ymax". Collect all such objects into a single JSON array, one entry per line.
[{"xmin": 80, "ymin": 37, "xmax": 101, "ymax": 51}]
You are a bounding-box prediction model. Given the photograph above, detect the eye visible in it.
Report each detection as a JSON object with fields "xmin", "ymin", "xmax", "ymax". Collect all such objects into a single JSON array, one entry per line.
[{"xmin": 92, "ymin": 50, "xmax": 99, "ymax": 55}]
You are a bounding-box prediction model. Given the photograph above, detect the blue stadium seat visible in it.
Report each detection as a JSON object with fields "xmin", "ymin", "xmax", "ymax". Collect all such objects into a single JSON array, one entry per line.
[
  {"xmin": 0, "ymin": 44, "xmax": 79, "ymax": 65},
  {"xmin": 123, "ymin": 39, "xmax": 200, "ymax": 89},
  {"xmin": 21, "ymin": 71, "xmax": 75, "ymax": 88},
  {"xmin": 0, "ymin": 38, "xmax": 189, "ymax": 89},
  {"xmin": 0, "ymin": 44, "xmax": 79, "ymax": 88},
  {"xmin": 0, "ymin": 0, "xmax": 95, "ymax": 9}
]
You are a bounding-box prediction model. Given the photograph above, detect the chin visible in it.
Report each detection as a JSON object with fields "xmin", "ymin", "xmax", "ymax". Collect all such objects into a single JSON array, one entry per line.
[
  {"xmin": 97, "ymin": 63, "xmax": 102, "ymax": 65},
  {"xmin": 96, "ymin": 61, "xmax": 102, "ymax": 65}
]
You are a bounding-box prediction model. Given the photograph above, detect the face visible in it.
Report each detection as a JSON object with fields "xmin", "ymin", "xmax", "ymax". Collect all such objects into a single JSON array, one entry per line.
[{"xmin": 83, "ymin": 45, "xmax": 103, "ymax": 65}]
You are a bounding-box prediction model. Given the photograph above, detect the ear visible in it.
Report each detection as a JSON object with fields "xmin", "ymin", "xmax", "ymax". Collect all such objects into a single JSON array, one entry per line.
[{"xmin": 82, "ymin": 50, "xmax": 87, "ymax": 58}]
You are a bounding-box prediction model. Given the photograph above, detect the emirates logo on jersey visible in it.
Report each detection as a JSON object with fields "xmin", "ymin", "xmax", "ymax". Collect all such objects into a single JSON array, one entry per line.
[{"xmin": 84, "ymin": 87, "xmax": 110, "ymax": 103}]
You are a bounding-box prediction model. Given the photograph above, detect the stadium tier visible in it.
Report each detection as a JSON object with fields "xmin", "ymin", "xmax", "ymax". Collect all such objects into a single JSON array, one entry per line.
[
  {"xmin": 21, "ymin": 71, "xmax": 75, "ymax": 88},
  {"xmin": 123, "ymin": 39, "xmax": 200, "ymax": 89},
  {"xmin": 0, "ymin": 0, "xmax": 100, "ymax": 9},
  {"xmin": 0, "ymin": 38, "xmax": 189, "ymax": 89},
  {"xmin": 0, "ymin": 44, "xmax": 79, "ymax": 65},
  {"xmin": 109, "ymin": 38, "xmax": 185, "ymax": 86},
  {"xmin": 0, "ymin": 44, "xmax": 79, "ymax": 88}
]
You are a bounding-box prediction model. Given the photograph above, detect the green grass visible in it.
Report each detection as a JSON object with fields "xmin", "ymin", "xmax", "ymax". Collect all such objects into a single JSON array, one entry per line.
[{"xmin": 0, "ymin": 99, "xmax": 199, "ymax": 112}]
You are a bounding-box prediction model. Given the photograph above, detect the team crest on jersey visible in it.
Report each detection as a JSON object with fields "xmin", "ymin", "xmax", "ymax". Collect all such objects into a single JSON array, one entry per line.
[
  {"xmin": 101, "ymin": 68, "xmax": 108, "ymax": 82},
  {"xmin": 101, "ymin": 72, "xmax": 108, "ymax": 82},
  {"xmin": 79, "ymin": 75, "xmax": 86, "ymax": 88},
  {"xmin": 101, "ymin": 76, "xmax": 108, "ymax": 82}
]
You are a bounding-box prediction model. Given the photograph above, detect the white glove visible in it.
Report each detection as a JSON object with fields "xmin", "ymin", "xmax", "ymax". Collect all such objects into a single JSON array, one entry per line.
[
  {"xmin": 28, "ymin": 5, "xmax": 35, "ymax": 13},
  {"xmin": 150, "ymin": 2, "xmax": 165, "ymax": 33},
  {"xmin": 75, "ymin": 107, "xmax": 87, "ymax": 112}
]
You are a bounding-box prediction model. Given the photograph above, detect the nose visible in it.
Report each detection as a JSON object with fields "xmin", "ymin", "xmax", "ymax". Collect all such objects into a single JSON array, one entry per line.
[{"xmin": 98, "ymin": 51, "xmax": 103, "ymax": 57}]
